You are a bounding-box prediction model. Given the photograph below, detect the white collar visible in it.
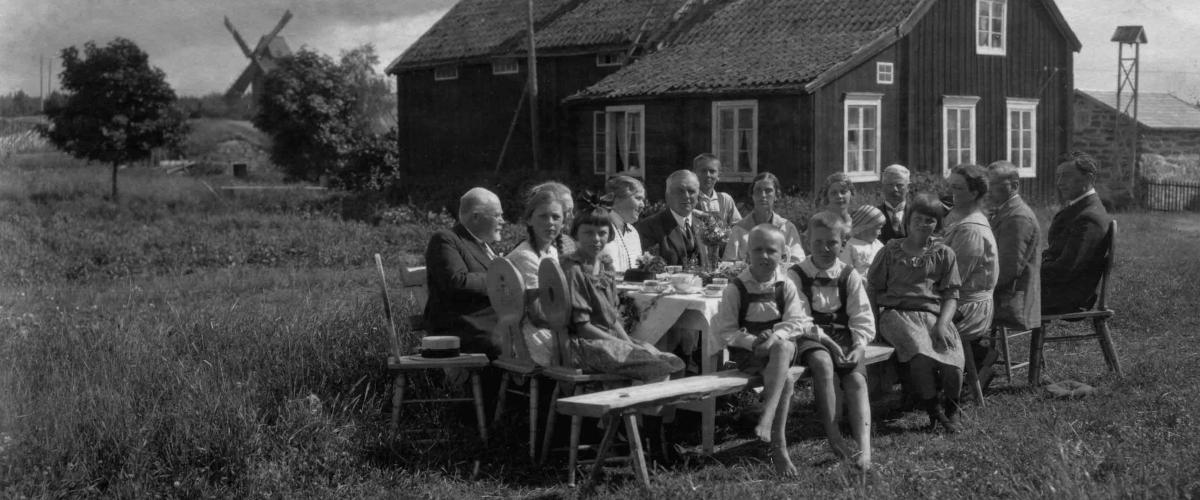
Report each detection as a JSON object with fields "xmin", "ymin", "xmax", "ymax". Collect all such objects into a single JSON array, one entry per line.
[
  {"xmin": 737, "ymin": 267, "xmax": 783, "ymax": 288},
  {"xmin": 463, "ymin": 225, "xmax": 490, "ymax": 245},
  {"xmin": 799, "ymin": 257, "xmax": 845, "ymax": 278},
  {"xmin": 1068, "ymin": 188, "xmax": 1096, "ymax": 208},
  {"xmin": 698, "ymin": 189, "xmax": 718, "ymax": 201},
  {"xmin": 884, "ymin": 200, "xmax": 906, "ymax": 211},
  {"xmin": 670, "ymin": 209, "xmax": 692, "ymax": 229}
]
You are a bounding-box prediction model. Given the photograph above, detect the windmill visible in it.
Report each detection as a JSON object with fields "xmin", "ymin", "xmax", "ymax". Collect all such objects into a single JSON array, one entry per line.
[{"xmin": 224, "ymin": 10, "xmax": 293, "ymax": 106}]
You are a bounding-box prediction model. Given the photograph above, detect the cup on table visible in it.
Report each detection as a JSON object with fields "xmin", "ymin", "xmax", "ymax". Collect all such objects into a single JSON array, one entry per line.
[
  {"xmin": 665, "ymin": 265, "xmax": 682, "ymax": 274},
  {"xmin": 642, "ymin": 280, "xmax": 662, "ymax": 293},
  {"xmin": 703, "ymin": 284, "xmax": 724, "ymax": 297},
  {"xmin": 712, "ymin": 277, "xmax": 729, "ymax": 286}
]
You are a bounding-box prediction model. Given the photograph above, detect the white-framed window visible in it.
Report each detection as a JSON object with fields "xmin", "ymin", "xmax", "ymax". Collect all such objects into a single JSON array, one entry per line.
[
  {"xmin": 604, "ymin": 105, "xmax": 645, "ymax": 175},
  {"xmin": 1006, "ymin": 98, "xmax": 1038, "ymax": 177},
  {"xmin": 976, "ymin": 0, "xmax": 1007, "ymax": 56},
  {"xmin": 843, "ymin": 93, "xmax": 883, "ymax": 181},
  {"xmin": 942, "ymin": 95, "xmax": 979, "ymax": 175},
  {"xmin": 596, "ymin": 52, "xmax": 625, "ymax": 67},
  {"xmin": 492, "ymin": 59, "xmax": 518, "ymax": 75},
  {"xmin": 711, "ymin": 100, "xmax": 758, "ymax": 178},
  {"xmin": 876, "ymin": 62, "xmax": 894, "ymax": 85},
  {"xmin": 433, "ymin": 65, "xmax": 458, "ymax": 81},
  {"xmin": 592, "ymin": 111, "xmax": 606, "ymax": 174}
]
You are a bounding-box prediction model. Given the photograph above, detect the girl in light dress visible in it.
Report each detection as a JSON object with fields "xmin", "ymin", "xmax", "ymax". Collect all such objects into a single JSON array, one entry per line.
[{"xmin": 724, "ymin": 172, "xmax": 805, "ymax": 264}]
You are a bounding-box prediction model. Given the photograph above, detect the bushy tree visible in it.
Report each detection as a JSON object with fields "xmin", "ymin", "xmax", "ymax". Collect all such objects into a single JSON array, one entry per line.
[{"xmin": 40, "ymin": 38, "xmax": 187, "ymax": 201}]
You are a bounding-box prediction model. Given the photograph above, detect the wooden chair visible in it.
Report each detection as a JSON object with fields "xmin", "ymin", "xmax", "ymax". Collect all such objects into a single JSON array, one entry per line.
[
  {"xmin": 536, "ymin": 258, "xmax": 635, "ymax": 487},
  {"xmin": 486, "ymin": 257, "xmax": 542, "ymax": 460},
  {"xmin": 377, "ymin": 256, "xmax": 489, "ymax": 446},
  {"xmin": 1027, "ymin": 219, "xmax": 1122, "ymax": 385}
]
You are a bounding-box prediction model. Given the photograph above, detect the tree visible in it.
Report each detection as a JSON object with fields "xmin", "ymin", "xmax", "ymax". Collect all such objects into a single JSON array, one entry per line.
[{"xmin": 40, "ymin": 38, "xmax": 187, "ymax": 202}]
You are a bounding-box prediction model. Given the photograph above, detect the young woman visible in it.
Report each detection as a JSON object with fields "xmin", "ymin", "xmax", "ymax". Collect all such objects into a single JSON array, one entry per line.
[
  {"xmin": 944, "ymin": 164, "xmax": 999, "ymax": 387},
  {"xmin": 724, "ymin": 172, "xmax": 805, "ymax": 264},
  {"xmin": 507, "ymin": 188, "xmax": 567, "ymax": 288}
]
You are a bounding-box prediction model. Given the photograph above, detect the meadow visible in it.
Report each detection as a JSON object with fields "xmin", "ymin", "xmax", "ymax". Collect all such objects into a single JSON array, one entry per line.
[{"xmin": 2, "ymin": 160, "xmax": 1200, "ymax": 498}]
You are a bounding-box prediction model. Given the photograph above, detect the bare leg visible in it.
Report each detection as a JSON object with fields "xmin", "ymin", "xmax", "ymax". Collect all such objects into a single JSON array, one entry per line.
[
  {"xmin": 755, "ymin": 341, "xmax": 796, "ymax": 442},
  {"xmin": 806, "ymin": 350, "xmax": 851, "ymax": 458},
  {"xmin": 770, "ymin": 367, "xmax": 798, "ymax": 477},
  {"xmin": 843, "ymin": 372, "xmax": 872, "ymax": 470}
]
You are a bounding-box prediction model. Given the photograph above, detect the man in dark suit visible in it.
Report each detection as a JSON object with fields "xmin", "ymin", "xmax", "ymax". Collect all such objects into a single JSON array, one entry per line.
[
  {"xmin": 424, "ymin": 187, "xmax": 504, "ymax": 358},
  {"xmin": 878, "ymin": 164, "xmax": 910, "ymax": 244},
  {"xmin": 987, "ymin": 161, "xmax": 1042, "ymax": 329},
  {"xmin": 636, "ymin": 170, "xmax": 710, "ymax": 269},
  {"xmin": 1041, "ymin": 153, "xmax": 1112, "ymax": 315}
]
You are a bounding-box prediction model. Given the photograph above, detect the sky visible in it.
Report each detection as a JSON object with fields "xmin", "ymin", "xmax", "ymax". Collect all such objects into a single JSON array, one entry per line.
[{"xmin": 1, "ymin": 0, "xmax": 1199, "ymax": 101}]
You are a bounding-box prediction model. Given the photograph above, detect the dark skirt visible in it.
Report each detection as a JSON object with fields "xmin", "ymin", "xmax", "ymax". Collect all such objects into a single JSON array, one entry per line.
[{"xmin": 796, "ymin": 327, "xmax": 865, "ymax": 377}]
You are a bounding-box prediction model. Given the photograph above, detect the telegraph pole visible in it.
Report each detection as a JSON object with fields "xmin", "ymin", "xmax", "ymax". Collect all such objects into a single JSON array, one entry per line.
[
  {"xmin": 40, "ymin": 54, "xmax": 45, "ymax": 112},
  {"xmin": 526, "ymin": 0, "xmax": 540, "ymax": 170}
]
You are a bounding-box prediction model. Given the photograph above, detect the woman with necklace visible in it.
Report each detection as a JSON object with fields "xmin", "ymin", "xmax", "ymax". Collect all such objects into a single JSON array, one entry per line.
[
  {"xmin": 943, "ymin": 164, "xmax": 998, "ymax": 391},
  {"xmin": 724, "ymin": 172, "xmax": 805, "ymax": 264},
  {"xmin": 600, "ymin": 174, "xmax": 646, "ymax": 272},
  {"xmin": 867, "ymin": 192, "xmax": 965, "ymax": 433}
]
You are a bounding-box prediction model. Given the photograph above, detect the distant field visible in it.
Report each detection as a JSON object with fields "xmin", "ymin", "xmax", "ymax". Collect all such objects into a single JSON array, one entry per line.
[{"xmin": 1, "ymin": 162, "xmax": 1199, "ymax": 497}]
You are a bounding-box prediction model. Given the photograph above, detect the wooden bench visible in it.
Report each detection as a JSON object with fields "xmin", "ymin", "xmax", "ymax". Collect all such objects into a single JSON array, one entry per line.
[{"xmin": 555, "ymin": 343, "xmax": 895, "ymax": 488}]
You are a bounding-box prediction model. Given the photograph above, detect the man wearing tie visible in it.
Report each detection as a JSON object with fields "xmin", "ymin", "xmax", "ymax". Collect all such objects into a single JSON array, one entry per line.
[
  {"xmin": 878, "ymin": 164, "xmax": 910, "ymax": 244},
  {"xmin": 1041, "ymin": 153, "xmax": 1112, "ymax": 315},
  {"xmin": 636, "ymin": 170, "xmax": 711, "ymax": 269},
  {"xmin": 423, "ymin": 187, "xmax": 504, "ymax": 358}
]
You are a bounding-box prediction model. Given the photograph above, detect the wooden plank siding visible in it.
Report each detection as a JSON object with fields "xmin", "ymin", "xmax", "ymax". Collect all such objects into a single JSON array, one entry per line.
[{"xmin": 902, "ymin": 0, "xmax": 1073, "ymax": 204}]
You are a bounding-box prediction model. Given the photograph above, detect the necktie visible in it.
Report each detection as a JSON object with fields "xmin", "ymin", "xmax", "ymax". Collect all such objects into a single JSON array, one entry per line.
[
  {"xmin": 683, "ymin": 219, "xmax": 695, "ymax": 248},
  {"xmin": 484, "ymin": 242, "xmax": 497, "ymax": 261}
]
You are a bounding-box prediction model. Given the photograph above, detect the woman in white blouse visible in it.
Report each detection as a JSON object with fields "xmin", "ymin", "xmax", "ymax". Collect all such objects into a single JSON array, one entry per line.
[
  {"xmin": 724, "ymin": 172, "xmax": 805, "ymax": 264},
  {"xmin": 601, "ymin": 174, "xmax": 646, "ymax": 272}
]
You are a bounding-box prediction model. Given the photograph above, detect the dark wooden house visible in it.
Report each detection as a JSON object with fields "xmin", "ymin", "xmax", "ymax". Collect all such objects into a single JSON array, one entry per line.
[{"xmin": 389, "ymin": 0, "xmax": 1080, "ymax": 200}]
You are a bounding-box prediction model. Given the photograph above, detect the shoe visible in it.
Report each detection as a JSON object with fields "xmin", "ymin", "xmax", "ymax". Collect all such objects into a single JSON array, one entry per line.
[
  {"xmin": 942, "ymin": 398, "xmax": 961, "ymax": 434},
  {"xmin": 921, "ymin": 398, "xmax": 951, "ymax": 432}
]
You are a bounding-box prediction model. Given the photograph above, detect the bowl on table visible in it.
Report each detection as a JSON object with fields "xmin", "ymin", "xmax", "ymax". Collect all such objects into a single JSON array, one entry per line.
[
  {"xmin": 703, "ymin": 284, "xmax": 725, "ymax": 297},
  {"xmin": 642, "ymin": 279, "xmax": 665, "ymax": 293},
  {"xmin": 669, "ymin": 273, "xmax": 703, "ymax": 294}
]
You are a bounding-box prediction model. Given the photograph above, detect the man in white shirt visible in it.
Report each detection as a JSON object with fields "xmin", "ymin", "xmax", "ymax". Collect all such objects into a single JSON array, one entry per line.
[{"xmin": 1042, "ymin": 153, "xmax": 1112, "ymax": 314}]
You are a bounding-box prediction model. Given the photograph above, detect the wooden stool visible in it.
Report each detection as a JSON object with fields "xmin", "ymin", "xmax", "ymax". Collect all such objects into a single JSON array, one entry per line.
[
  {"xmin": 487, "ymin": 257, "xmax": 542, "ymax": 460},
  {"xmin": 389, "ymin": 353, "xmax": 491, "ymax": 446}
]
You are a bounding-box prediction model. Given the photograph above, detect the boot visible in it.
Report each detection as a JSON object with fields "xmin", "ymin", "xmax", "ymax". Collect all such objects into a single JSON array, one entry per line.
[
  {"xmin": 942, "ymin": 397, "xmax": 961, "ymax": 434},
  {"xmin": 922, "ymin": 398, "xmax": 951, "ymax": 432}
]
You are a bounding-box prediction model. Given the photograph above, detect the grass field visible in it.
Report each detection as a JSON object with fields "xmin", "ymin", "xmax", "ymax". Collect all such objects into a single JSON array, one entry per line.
[{"xmin": 2, "ymin": 162, "xmax": 1200, "ymax": 498}]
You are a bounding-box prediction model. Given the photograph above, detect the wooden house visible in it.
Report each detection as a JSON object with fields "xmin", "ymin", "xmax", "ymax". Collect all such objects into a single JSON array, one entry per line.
[{"xmin": 389, "ymin": 0, "xmax": 1080, "ymax": 200}]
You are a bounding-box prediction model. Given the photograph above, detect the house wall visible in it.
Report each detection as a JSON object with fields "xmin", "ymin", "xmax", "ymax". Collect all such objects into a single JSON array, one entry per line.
[{"xmin": 902, "ymin": 0, "xmax": 1075, "ymax": 205}]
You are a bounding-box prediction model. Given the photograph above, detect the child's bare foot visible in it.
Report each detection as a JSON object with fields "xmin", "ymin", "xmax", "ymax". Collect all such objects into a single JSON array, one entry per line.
[
  {"xmin": 770, "ymin": 446, "xmax": 798, "ymax": 477},
  {"xmin": 853, "ymin": 451, "xmax": 872, "ymax": 471},
  {"xmin": 754, "ymin": 415, "xmax": 775, "ymax": 443}
]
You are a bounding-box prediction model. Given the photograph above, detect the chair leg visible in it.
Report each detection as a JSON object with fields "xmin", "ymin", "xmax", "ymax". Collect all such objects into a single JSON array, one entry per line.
[
  {"xmin": 587, "ymin": 414, "xmax": 620, "ymax": 489},
  {"xmin": 962, "ymin": 342, "xmax": 985, "ymax": 407},
  {"xmin": 1095, "ymin": 317, "xmax": 1123, "ymax": 377},
  {"xmin": 540, "ymin": 384, "xmax": 561, "ymax": 464},
  {"xmin": 493, "ymin": 373, "xmax": 511, "ymax": 427},
  {"xmin": 528, "ymin": 376, "xmax": 539, "ymax": 461},
  {"xmin": 996, "ymin": 327, "xmax": 1014, "ymax": 385},
  {"xmin": 1029, "ymin": 325, "xmax": 1046, "ymax": 386},
  {"xmin": 567, "ymin": 415, "xmax": 583, "ymax": 487},
  {"xmin": 470, "ymin": 371, "xmax": 489, "ymax": 446},
  {"xmin": 390, "ymin": 372, "xmax": 406, "ymax": 442},
  {"xmin": 624, "ymin": 413, "xmax": 651, "ymax": 488}
]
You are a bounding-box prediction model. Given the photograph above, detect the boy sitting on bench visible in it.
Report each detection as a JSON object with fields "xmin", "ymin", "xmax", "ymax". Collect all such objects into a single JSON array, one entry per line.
[
  {"xmin": 788, "ymin": 211, "xmax": 877, "ymax": 470},
  {"xmin": 711, "ymin": 224, "xmax": 825, "ymax": 476}
]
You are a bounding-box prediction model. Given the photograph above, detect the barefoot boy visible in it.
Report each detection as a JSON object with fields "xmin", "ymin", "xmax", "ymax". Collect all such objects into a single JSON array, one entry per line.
[
  {"xmin": 712, "ymin": 224, "xmax": 820, "ymax": 476},
  {"xmin": 788, "ymin": 211, "xmax": 877, "ymax": 470}
]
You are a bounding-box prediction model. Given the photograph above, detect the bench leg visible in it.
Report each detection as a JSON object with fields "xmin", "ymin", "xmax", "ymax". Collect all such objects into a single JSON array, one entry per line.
[
  {"xmin": 470, "ymin": 371, "xmax": 489, "ymax": 446},
  {"xmin": 567, "ymin": 415, "xmax": 583, "ymax": 487},
  {"xmin": 996, "ymin": 327, "xmax": 1013, "ymax": 385},
  {"xmin": 1095, "ymin": 317, "xmax": 1123, "ymax": 377},
  {"xmin": 586, "ymin": 414, "xmax": 620, "ymax": 489},
  {"xmin": 540, "ymin": 384, "xmax": 560, "ymax": 464},
  {"xmin": 390, "ymin": 372, "xmax": 406, "ymax": 442},
  {"xmin": 702, "ymin": 399, "xmax": 716, "ymax": 454},
  {"xmin": 1028, "ymin": 325, "xmax": 1046, "ymax": 386},
  {"xmin": 528, "ymin": 377, "xmax": 539, "ymax": 461},
  {"xmin": 961, "ymin": 343, "xmax": 985, "ymax": 407},
  {"xmin": 493, "ymin": 372, "xmax": 511, "ymax": 427},
  {"xmin": 624, "ymin": 413, "xmax": 651, "ymax": 488}
]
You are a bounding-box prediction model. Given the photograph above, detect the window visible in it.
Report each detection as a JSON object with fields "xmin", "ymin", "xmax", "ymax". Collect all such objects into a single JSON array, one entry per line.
[
  {"xmin": 604, "ymin": 105, "xmax": 645, "ymax": 175},
  {"xmin": 976, "ymin": 0, "xmax": 1007, "ymax": 55},
  {"xmin": 843, "ymin": 93, "xmax": 883, "ymax": 181},
  {"xmin": 876, "ymin": 62, "xmax": 894, "ymax": 84},
  {"xmin": 1006, "ymin": 98, "xmax": 1038, "ymax": 177},
  {"xmin": 942, "ymin": 96, "xmax": 979, "ymax": 175},
  {"xmin": 592, "ymin": 111, "xmax": 606, "ymax": 174},
  {"xmin": 596, "ymin": 52, "xmax": 625, "ymax": 67},
  {"xmin": 492, "ymin": 59, "xmax": 518, "ymax": 75},
  {"xmin": 711, "ymin": 100, "xmax": 758, "ymax": 177},
  {"xmin": 433, "ymin": 65, "xmax": 458, "ymax": 81}
]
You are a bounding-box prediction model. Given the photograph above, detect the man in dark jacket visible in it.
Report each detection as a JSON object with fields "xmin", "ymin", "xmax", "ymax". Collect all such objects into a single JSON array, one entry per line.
[
  {"xmin": 636, "ymin": 170, "xmax": 711, "ymax": 269},
  {"xmin": 987, "ymin": 161, "xmax": 1042, "ymax": 330},
  {"xmin": 878, "ymin": 164, "xmax": 910, "ymax": 244},
  {"xmin": 1041, "ymin": 153, "xmax": 1112, "ymax": 315},
  {"xmin": 423, "ymin": 187, "xmax": 504, "ymax": 358}
]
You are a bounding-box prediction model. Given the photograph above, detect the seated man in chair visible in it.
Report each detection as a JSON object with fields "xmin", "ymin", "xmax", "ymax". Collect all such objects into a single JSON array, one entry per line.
[
  {"xmin": 424, "ymin": 187, "xmax": 505, "ymax": 359},
  {"xmin": 1041, "ymin": 153, "xmax": 1112, "ymax": 315}
]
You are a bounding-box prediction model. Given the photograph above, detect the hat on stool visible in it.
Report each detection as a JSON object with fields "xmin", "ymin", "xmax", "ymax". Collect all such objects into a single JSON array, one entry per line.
[{"xmin": 420, "ymin": 336, "xmax": 461, "ymax": 358}]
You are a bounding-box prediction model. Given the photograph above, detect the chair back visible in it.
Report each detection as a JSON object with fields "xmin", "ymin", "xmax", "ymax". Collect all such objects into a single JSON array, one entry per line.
[
  {"xmin": 399, "ymin": 265, "xmax": 428, "ymax": 330},
  {"xmin": 1095, "ymin": 220, "xmax": 1117, "ymax": 311},
  {"xmin": 538, "ymin": 258, "xmax": 575, "ymax": 369},
  {"xmin": 374, "ymin": 254, "xmax": 404, "ymax": 359},
  {"xmin": 487, "ymin": 257, "xmax": 531, "ymax": 363}
]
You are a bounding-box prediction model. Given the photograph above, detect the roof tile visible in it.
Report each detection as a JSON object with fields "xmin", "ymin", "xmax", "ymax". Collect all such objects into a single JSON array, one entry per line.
[{"xmin": 1080, "ymin": 90, "xmax": 1200, "ymax": 130}]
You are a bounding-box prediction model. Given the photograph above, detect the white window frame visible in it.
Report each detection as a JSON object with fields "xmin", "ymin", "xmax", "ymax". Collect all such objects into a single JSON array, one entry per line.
[
  {"xmin": 976, "ymin": 0, "xmax": 1007, "ymax": 56},
  {"xmin": 491, "ymin": 59, "xmax": 518, "ymax": 75},
  {"xmin": 942, "ymin": 95, "xmax": 980, "ymax": 176},
  {"xmin": 710, "ymin": 100, "xmax": 759, "ymax": 180},
  {"xmin": 876, "ymin": 62, "xmax": 894, "ymax": 85},
  {"xmin": 1006, "ymin": 98, "xmax": 1038, "ymax": 178},
  {"xmin": 604, "ymin": 105, "xmax": 646, "ymax": 176},
  {"xmin": 592, "ymin": 111, "xmax": 606, "ymax": 175},
  {"xmin": 433, "ymin": 65, "xmax": 458, "ymax": 81},
  {"xmin": 596, "ymin": 52, "xmax": 625, "ymax": 67},
  {"xmin": 843, "ymin": 93, "xmax": 883, "ymax": 182}
]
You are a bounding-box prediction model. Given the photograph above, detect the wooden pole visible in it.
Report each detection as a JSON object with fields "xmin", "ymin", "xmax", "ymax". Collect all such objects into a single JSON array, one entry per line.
[
  {"xmin": 39, "ymin": 54, "xmax": 44, "ymax": 113},
  {"xmin": 526, "ymin": 0, "xmax": 540, "ymax": 170}
]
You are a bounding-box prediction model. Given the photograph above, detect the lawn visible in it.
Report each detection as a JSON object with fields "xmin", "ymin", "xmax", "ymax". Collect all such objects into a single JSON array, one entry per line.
[{"xmin": 2, "ymin": 162, "xmax": 1199, "ymax": 498}]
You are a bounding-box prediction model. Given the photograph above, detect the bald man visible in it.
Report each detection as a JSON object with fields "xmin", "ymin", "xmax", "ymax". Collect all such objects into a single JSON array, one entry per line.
[
  {"xmin": 635, "ymin": 170, "xmax": 711, "ymax": 269},
  {"xmin": 423, "ymin": 187, "xmax": 504, "ymax": 358}
]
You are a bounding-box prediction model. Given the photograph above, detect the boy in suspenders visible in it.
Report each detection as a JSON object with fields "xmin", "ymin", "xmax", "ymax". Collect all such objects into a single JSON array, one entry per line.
[
  {"xmin": 711, "ymin": 224, "xmax": 824, "ymax": 476},
  {"xmin": 789, "ymin": 212, "xmax": 877, "ymax": 471}
]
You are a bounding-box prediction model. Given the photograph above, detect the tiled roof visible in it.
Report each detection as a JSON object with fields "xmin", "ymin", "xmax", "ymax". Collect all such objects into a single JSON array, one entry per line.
[
  {"xmin": 534, "ymin": 0, "xmax": 689, "ymax": 50},
  {"xmin": 573, "ymin": 0, "xmax": 925, "ymax": 99},
  {"xmin": 1080, "ymin": 90, "xmax": 1200, "ymax": 130}
]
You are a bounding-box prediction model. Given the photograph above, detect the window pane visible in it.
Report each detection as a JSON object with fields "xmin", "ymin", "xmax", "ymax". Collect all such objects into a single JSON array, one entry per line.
[
  {"xmin": 848, "ymin": 150, "xmax": 860, "ymax": 172},
  {"xmin": 738, "ymin": 108, "xmax": 753, "ymax": 126},
  {"xmin": 1022, "ymin": 130, "xmax": 1032, "ymax": 145},
  {"xmin": 864, "ymin": 106, "xmax": 877, "ymax": 129},
  {"xmin": 863, "ymin": 129, "xmax": 876, "ymax": 151},
  {"xmin": 991, "ymin": 33, "xmax": 1002, "ymax": 47},
  {"xmin": 1022, "ymin": 110, "xmax": 1031, "ymax": 128},
  {"xmin": 848, "ymin": 107, "xmax": 860, "ymax": 128},
  {"xmin": 721, "ymin": 109, "xmax": 734, "ymax": 130},
  {"xmin": 865, "ymin": 150, "xmax": 876, "ymax": 172},
  {"xmin": 993, "ymin": 1, "xmax": 1004, "ymax": 19},
  {"xmin": 738, "ymin": 150, "xmax": 751, "ymax": 172},
  {"xmin": 947, "ymin": 109, "xmax": 958, "ymax": 130},
  {"xmin": 629, "ymin": 112, "xmax": 640, "ymax": 133},
  {"xmin": 962, "ymin": 128, "xmax": 972, "ymax": 148},
  {"xmin": 1023, "ymin": 150, "xmax": 1032, "ymax": 168}
]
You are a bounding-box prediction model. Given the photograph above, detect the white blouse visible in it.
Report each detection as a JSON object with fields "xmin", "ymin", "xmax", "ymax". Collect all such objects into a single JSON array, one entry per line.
[{"xmin": 602, "ymin": 222, "xmax": 643, "ymax": 272}]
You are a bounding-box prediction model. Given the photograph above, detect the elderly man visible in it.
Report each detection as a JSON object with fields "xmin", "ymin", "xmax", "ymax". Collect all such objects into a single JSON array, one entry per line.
[
  {"xmin": 1042, "ymin": 153, "xmax": 1112, "ymax": 315},
  {"xmin": 423, "ymin": 187, "xmax": 504, "ymax": 358},
  {"xmin": 987, "ymin": 161, "xmax": 1042, "ymax": 330},
  {"xmin": 636, "ymin": 170, "xmax": 712, "ymax": 269},
  {"xmin": 878, "ymin": 164, "xmax": 910, "ymax": 244}
]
